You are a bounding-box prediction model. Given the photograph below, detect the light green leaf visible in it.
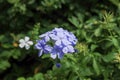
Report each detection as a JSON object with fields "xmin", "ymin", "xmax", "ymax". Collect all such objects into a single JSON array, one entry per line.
[
  {"xmin": 34, "ymin": 73, "xmax": 44, "ymax": 80},
  {"xmin": 0, "ymin": 60, "xmax": 11, "ymax": 70},
  {"xmin": 94, "ymin": 28, "xmax": 102, "ymax": 37},
  {"xmin": 7, "ymin": 0, "xmax": 19, "ymax": 4},
  {"xmin": 111, "ymin": 37, "xmax": 119, "ymax": 48},
  {"xmin": 68, "ymin": 16, "xmax": 79, "ymax": 28},
  {"xmin": 90, "ymin": 44, "xmax": 98, "ymax": 51},
  {"xmin": 102, "ymin": 52, "xmax": 115, "ymax": 62},
  {"xmin": 17, "ymin": 77, "xmax": 25, "ymax": 80},
  {"xmin": 93, "ymin": 58, "xmax": 100, "ymax": 75}
]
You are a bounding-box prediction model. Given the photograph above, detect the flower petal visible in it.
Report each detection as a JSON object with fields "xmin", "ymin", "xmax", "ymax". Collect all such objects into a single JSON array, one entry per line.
[
  {"xmin": 67, "ymin": 45, "xmax": 75, "ymax": 53},
  {"xmin": 44, "ymin": 45, "xmax": 53, "ymax": 53},
  {"xmin": 19, "ymin": 39, "xmax": 24, "ymax": 43},
  {"xmin": 57, "ymin": 32, "xmax": 64, "ymax": 38},
  {"xmin": 58, "ymin": 52, "xmax": 64, "ymax": 59},
  {"xmin": 62, "ymin": 39, "xmax": 71, "ymax": 45},
  {"xmin": 39, "ymin": 34, "xmax": 46, "ymax": 38},
  {"xmin": 55, "ymin": 40, "xmax": 61, "ymax": 46},
  {"xmin": 25, "ymin": 44, "xmax": 30, "ymax": 50},
  {"xmin": 19, "ymin": 43, "xmax": 25, "ymax": 48},
  {"xmin": 49, "ymin": 34, "xmax": 59, "ymax": 40},
  {"xmin": 50, "ymin": 54, "xmax": 57, "ymax": 59},
  {"xmin": 62, "ymin": 47, "xmax": 68, "ymax": 53},
  {"xmin": 35, "ymin": 43, "xmax": 42, "ymax": 49},
  {"xmin": 25, "ymin": 36, "xmax": 30, "ymax": 41},
  {"xmin": 44, "ymin": 36, "xmax": 50, "ymax": 42},
  {"xmin": 27, "ymin": 41, "xmax": 33, "ymax": 45},
  {"xmin": 39, "ymin": 50, "xmax": 43, "ymax": 56}
]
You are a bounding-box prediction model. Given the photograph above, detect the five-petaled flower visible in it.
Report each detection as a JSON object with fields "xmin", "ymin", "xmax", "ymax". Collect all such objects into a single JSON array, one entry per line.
[
  {"xmin": 19, "ymin": 36, "xmax": 33, "ymax": 50},
  {"xmin": 35, "ymin": 40, "xmax": 53, "ymax": 56}
]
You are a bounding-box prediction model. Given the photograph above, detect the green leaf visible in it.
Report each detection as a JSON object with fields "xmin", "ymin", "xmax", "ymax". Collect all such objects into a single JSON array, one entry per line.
[
  {"xmin": 109, "ymin": 0, "xmax": 119, "ymax": 7},
  {"xmin": 17, "ymin": 77, "xmax": 25, "ymax": 80},
  {"xmin": 28, "ymin": 0, "xmax": 35, "ymax": 4},
  {"xmin": 90, "ymin": 44, "xmax": 98, "ymax": 52},
  {"xmin": 92, "ymin": 58, "xmax": 100, "ymax": 75},
  {"xmin": 34, "ymin": 73, "xmax": 44, "ymax": 80},
  {"xmin": 2, "ymin": 43, "xmax": 13, "ymax": 48},
  {"xmin": 7, "ymin": 0, "xmax": 19, "ymax": 4},
  {"xmin": 68, "ymin": 16, "xmax": 79, "ymax": 28},
  {"xmin": 42, "ymin": 54, "xmax": 50, "ymax": 59},
  {"xmin": 80, "ymin": 67, "xmax": 93, "ymax": 76},
  {"xmin": 11, "ymin": 49, "xmax": 21, "ymax": 59},
  {"xmin": 102, "ymin": 52, "xmax": 115, "ymax": 62},
  {"xmin": 111, "ymin": 37, "xmax": 119, "ymax": 48},
  {"xmin": 94, "ymin": 28, "xmax": 102, "ymax": 37},
  {"xmin": 26, "ymin": 77, "xmax": 34, "ymax": 80},
  {"xmin": 0, "ymin": 60, "xmax": 11, "ymax": 71},
  {"xmin": 0, "ymin": 51, "xmax": 12, "ymax": 59},
  {"xmin": 66, "ymin": 54, "xmax": 77, "ymax": 63}
]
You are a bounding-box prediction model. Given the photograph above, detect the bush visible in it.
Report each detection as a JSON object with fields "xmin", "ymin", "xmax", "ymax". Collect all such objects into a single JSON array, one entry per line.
[{"xmin": 0, "ymin": 0, "xmax": 120, "ymax": 80}]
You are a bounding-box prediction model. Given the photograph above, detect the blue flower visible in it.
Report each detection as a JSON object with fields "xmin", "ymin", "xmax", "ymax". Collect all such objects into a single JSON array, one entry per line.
[
  {"xmin": 66, "ymin": 32, "xmax": 78, "ymax": 46},
  {"xmin": 35, "ymin": 27, "xmax": 78, "ymax": 59},
  {"xmin": 50, "ymin": 45, "xmax": 64, "ymax": 59},
  {"xmin": 35, "ymin": 40, "xmax": 52, "ymax": 56},
  {"xmin": 62, "ymin": 45, "xmax": 75, "ymax": 53},
  {"xmin": 56, "ymin": 63, "xmax": 61, "ymax": 68},
  {"xmin": 50, "ymin": 28, "xmax": 71, "ymax": 46},
  {"xmin": 50, "ymin": 45, "xmax": 75, "ymax": 59},
  {"xmin": 39, "ymin": 31, "xmax": 51, "ymax": 42}
]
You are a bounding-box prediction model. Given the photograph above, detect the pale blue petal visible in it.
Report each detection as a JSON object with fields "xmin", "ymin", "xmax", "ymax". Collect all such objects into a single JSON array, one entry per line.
[
  {"xmin": 55, "ymin": 40, "xmax": 62, "ymax": 45},
  {"xmin": 39, "ymin": 50, "xmax": 43, "ymax": 56},
  {"xmin": 57, "ymin": 32, "xmax": 64, "ymax": 38},
  {"xmin": 44, "ymin": 45, "xmax": 52, "ymax": 52},
  {"xmin": 50, "ymin": 54, "xmax": 57, "ymax": 59},
  {"xmin": 67, "ymin": 45, "xmax": 75, "ymax": 53},
  {"xmin": 58, "ymin": 52, "xmax": 64, "ymax": 59},
  {"xmin": 49, "ymin": 34, "xmax": 59, "ymax": 40},
  {"xmin": 35, "ymin": 44, "xmax": 42, "ymax": 49},
  {"xmin": 44, "ymin": 36, "xmax": 50, "ymax": 41},
  {"xmin": 39, "ymin": 32, "xmax": 48, "ymax": 38},
  {"xmin": 62, "ymin": 39, "xmax": 71, "ymax": 45},
  {"xmin": 54, "ymin": 28, "xmax": 64, "ymax": 32},
  {"xmin": 62, "ymin": 47, "xmax": 68, "ymax": 53}
]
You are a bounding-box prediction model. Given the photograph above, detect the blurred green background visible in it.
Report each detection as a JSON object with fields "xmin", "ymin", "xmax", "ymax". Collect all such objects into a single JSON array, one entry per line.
[{"xmin": 0, "ymin": 0, "xmax": 120, "ymax": 80}]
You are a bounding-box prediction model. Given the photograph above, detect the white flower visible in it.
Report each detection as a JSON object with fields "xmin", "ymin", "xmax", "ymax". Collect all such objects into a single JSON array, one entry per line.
[{"xmin": 19, "ymin": 36, "xmax": 33, "ymax": 50}]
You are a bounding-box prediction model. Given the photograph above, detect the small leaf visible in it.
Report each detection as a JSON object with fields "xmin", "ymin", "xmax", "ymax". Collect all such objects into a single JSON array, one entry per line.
[
  {"xmin": 11, "ymin": 49, "xmax": 21, "ymax": 59},
  {"xmin": 90, "ymin": 44, "xmax": 98, "ymax": 51},
  {"xmin": 34, "ymin": 73, "xmax": 44, "ymax": 80},
  {"xmin": 68, "ymin": 16, "xmax": 79, "ymax": 28},
  {"xmin": 0, "ymin": 60, "xmax": 11, "ymax": 70},
  {"xmin": 111, "ymin": 37, "xmax": 119, "ymax": 48},
  {"xmin": 7, "ymin": 0, "xmax": 19, "ymax": 4},
  {"xmin": 102, "ymin": 52, "xmax": 115, "ymax": 62},
  {"xmin": 94, "ymin": 28, "xmax": 102, "ymax": 37},
  {"xmin": 42, "ymin": 54, "xmax": 50, "ymax": 59},
  {"xmin": 17, "ymin": 77, "xmax": 25, "ymax": 80},
  {"xmin": 2, "ymin": 43, "xmax": 13, "ymax": 48},
  {"xmin": 93, "ymin": 58, "xmax": 100, "ymax": 75}
]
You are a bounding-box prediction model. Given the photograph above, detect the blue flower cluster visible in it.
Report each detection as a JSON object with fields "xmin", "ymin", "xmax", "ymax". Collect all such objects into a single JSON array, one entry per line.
[{"xmin": 35, "ymin": 28, "xmax": 77, "ymax": 59}]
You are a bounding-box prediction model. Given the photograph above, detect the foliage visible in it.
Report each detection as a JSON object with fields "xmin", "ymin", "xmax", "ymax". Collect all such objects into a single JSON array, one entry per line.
[{"xmin": 0, "ymin": 0, "xmax": 120, "ymax": 80}]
